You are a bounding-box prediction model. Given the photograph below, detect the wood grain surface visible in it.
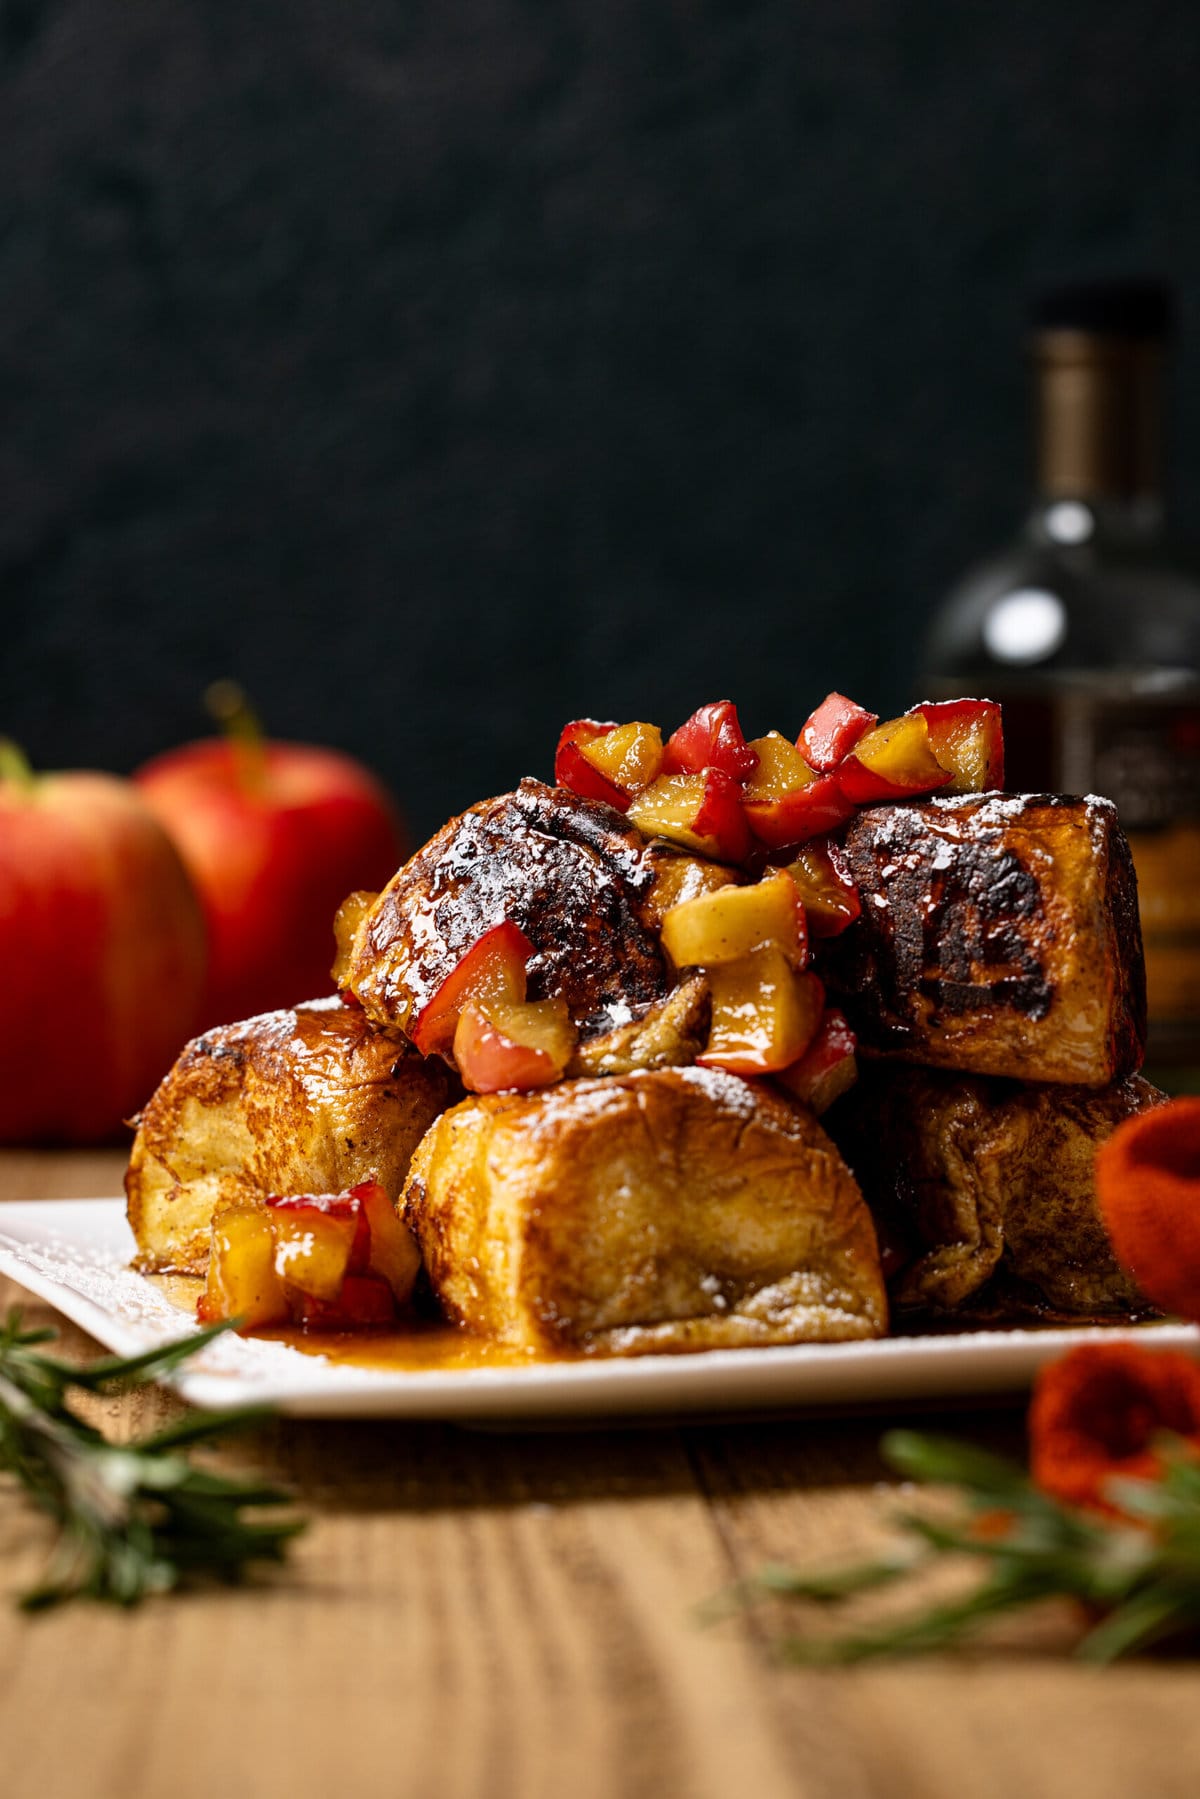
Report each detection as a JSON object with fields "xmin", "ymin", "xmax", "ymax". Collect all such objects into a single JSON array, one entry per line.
[{"xmin": 0, "ymin": 1149, "xmax": 1197, "ymax": 1799}]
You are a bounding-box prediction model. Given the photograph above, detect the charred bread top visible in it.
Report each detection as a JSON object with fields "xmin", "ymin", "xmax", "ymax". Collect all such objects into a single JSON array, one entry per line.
[
  {"xmin": 820, "ymin": 793, "xmax": 1146, "ymax": 1086},
  {"xmin": 341, "ymin": 778, "xmax": 672, "ymax": 1042}
]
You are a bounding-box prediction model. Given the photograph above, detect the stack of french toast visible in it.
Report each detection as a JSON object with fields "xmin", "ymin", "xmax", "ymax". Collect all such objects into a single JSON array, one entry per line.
[{"xmin": 126, "ymin": 695, "xmax": 1160, "ymax": 1355}]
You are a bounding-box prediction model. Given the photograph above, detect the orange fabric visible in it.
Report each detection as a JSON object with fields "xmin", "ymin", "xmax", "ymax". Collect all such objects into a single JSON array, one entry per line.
[
  {"xmin": 1094, "ymin": 1097, "xmax": 1200, "ymax": 1320},
  {"xmin": 1029, "ymin": 1343, "xmax": 1200, "ymax": 1513}
]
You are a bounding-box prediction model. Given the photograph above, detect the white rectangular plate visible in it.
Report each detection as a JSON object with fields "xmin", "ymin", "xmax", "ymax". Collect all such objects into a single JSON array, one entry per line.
[{"xmin": 0, "ymin": 1198, "xmax": 1195, "ymax": 1423}]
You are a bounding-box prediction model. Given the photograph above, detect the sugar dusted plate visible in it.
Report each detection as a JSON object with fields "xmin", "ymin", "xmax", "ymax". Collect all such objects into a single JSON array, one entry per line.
[{"xmin": 0, "ymin": 1198, "xmax": 1194, "ymax": 1423}]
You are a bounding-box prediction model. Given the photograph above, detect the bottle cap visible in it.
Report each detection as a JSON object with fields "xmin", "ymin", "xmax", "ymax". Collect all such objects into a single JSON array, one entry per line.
[
  {"xmin": 1030, "ymin": 281, "xmax": 1170, "ymax": 500},
  {"xmin": 1031, "ymin": 279, "xmax": 1174, "ymax": 342}
]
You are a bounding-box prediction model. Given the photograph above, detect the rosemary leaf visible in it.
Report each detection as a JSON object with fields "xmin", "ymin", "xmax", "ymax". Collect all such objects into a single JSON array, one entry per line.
[
  {"xmin": 706, "ymin": 1429, "xmax": 1200, "ymax": 1663},
  {"xmin": 0, "ymin": 1309, "xmax": 304, "ymax": 1610}
]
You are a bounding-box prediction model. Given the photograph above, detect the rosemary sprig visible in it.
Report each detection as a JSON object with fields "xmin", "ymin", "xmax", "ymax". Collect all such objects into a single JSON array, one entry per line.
[
  {"xmin": 0, "ymin": 1310, "xmax": 304, "ymax": 1609},
  {"xmin": 712, "ymin": 1429, "xmax": 1200, "ymax": 1663}
]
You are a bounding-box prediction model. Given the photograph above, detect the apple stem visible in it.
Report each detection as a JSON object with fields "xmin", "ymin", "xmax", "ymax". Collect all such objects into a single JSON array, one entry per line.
[
  {"xmin": 205, "ymin": 680, "xmax": 267, "ymax": 792},
  {"xmin": 0, "ymin": 738, "xmax": 36, "ymax": 792}
]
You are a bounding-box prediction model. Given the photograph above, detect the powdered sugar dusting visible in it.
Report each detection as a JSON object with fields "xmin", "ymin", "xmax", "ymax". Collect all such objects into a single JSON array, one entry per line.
[
  {"xmin": 855, "ymin": 791, "xmax": 1117, "ymax": 850},
  {"xmin": 674, "ymin": 1064, "xmax": 762, "ymax": 1116}
]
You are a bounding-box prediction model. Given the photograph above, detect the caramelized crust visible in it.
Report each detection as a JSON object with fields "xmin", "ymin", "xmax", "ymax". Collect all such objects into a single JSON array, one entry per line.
[
  {"xmin": 342, "ymin": 778, "xmax": 671, "ymax": 1041},
  {"xmin": 402, "ymin": 1066, "xmax": 886, "ymax": 1354},
  {"xmin": 831, "ymin": 1065, "xmax": 1164, "ymax": 1316},
  {"xmin": 126, "ymin": 997, "xmax": 453, "ymax": 1274},
  {"xmin": 821, "ymin": 793, "xmax": 1146, "ymax": 1085}
]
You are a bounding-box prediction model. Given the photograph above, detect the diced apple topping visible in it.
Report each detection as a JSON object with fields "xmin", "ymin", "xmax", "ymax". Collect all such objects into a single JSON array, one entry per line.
[
  {"xmin": 554, "ymin": 719, "xmax": 626, "ymax": 809},
  {"xmin": 741, "ymin": 732, "xmax": 854, "ymax": 848},
  {"xmin": 836, "ymin": 712, "xmax": 954, "ymax": 804},
  {"xmin": 412, "ymin": 916, "xmax": 578, "ymax": 1089},
  {"xmin": 782, "ymin": 839, "xmax": 861, "ymax": 938},
  {"xmin": 577, "ymin": 721, "xmax": 664, "ymax": 800},
  {"xmin": 698, "ymin": 952, "xmax": 825, "ymax": 1075},
  {"xmin": 627, "ymin": 769, "xmax": 751, "ymax": 863},
  {"xmin": 410, "ymin": 918, "xmax": 532, "ymax": 1055},
  {"xmin": 266, "ymin": 1194, "xmax": 360, "ymax": 1301},
  {"xmin": 774, "ymin": 1007, "xmax": 858, "ymax": 1114},
  {"xmin": 454, "ymin": 993, "xmax": 576, "ymax": 1094},
  {"xmin": 662, "ymin": 700, "xmax": 758, "ymax": 782},
  {"xmin": 912, "ymin": 698, "xmax": 1004, "ymax": 793},
  {"xmin": 355, "ymin": 1178, "xmax": 422, "ymax": 1304},
  {"xmin": 198, "ymin": 1207, "xmax": 290, "ymax": 1329},
  {"xmin": 660, "ymin": 869, "xmax": 807, "ymax": 971},
  {"xmin": 198, "ymin": 1180, "xmax": 421, "ymax": 1334},
  {"xmin": 798, "ymin": 693, "xmax": 878, "ymax": 773},
  {"xmin": 553, "ymin": 691, "xmax": 1006, "ymax": 866},
  {"xmin": 742, "ymin": 731, "xmax": 815, "ymax": 799}
]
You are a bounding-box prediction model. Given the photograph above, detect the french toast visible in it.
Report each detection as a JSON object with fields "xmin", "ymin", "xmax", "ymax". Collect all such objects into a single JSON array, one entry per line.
[
  {"xmin": 339, "ymin": 779, "xmax": 670, "ymax": 1043},
  {"xmin": 831, "ymin": 1065, "xmax": 1164, "ymax": 1316},
  {"xmin": 126, "ymin": 996, "xmax": 453, "ymax": 1274},
  {"xmin": 402, "ymin": 1066, "xmax": 887, "ymax": 1354},
  {"xmin": 820, "ymin": 793, "xmax": 1146, "ymax": 1086}
]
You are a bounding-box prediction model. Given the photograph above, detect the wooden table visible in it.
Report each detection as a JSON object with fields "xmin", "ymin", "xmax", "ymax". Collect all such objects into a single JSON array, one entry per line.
[{"xmin": 1, "ymin": 1151, "xmax": 1197, "ymax": 1799}]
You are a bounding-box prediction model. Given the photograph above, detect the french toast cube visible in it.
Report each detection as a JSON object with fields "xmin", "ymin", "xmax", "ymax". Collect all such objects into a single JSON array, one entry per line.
[{"xmin": 820, "ymin": 794, "xmax": 1146, "ymax": 1087}]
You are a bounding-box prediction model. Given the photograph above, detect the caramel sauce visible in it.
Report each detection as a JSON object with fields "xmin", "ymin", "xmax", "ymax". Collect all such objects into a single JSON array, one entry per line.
[
  {"xmin": 150, "ymin": 1276, "xmax": 1155, "ymax": 1375},
  {"xmin": 256, "ymin": 1321, "xmax": 563, "ymax": 1372},
  {"xmin": 150, "ymin": 1273, "xmax": 567, "ymax": 1372}
]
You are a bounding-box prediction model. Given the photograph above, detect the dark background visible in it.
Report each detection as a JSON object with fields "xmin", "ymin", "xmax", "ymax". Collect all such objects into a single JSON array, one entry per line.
[{"xmin": 3, "ymin": 0, "xmax": 1200, "ymax": 842}]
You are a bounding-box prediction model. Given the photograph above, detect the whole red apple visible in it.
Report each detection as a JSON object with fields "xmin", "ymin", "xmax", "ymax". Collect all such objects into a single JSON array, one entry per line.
[
  {"xmin": 134, "ymin": 700, "xmax": 406, "ymax": 1028},
  {"xmin": 0, "ymin": 745, "xmax": 207, "ymax": 1144}
]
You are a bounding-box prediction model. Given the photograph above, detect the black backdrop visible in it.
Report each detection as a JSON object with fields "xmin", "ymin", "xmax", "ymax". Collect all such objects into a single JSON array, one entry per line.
[{"xmin": 4, "ymin": 0, "xmax": 1200, "ymax": 841}]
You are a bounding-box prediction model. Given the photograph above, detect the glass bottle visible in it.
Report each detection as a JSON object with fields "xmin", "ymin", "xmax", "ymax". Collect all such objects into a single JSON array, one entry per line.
[{"xmin": 921, "ymin": 280, "xmax": 1200, "ymax": 1069}]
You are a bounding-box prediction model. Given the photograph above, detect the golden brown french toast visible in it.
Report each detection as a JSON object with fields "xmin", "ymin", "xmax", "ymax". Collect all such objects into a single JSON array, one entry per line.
[
  {"xmin": 402, "ymin": 1065, "xmax": 886, "ymax": 1355},
  {"xmin": 126, "ymin": 996, "xmax": 453, "ymax": 1274},
  {"xmin": 339, "ymin": 778, "xmax": 670, "ymax": 1042}
]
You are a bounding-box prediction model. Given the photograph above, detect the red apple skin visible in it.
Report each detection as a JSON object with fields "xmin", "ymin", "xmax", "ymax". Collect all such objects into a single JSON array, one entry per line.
[
  {"xmin": 743, "ymin": 774, "xmax": 854, "ymax": 849},
  {"xmin": 662, "ymin": 701, "xmax": 759, "ymax": 782},
  {"xmin": 0, "ymin": 772, "xmax": 207, "ymax": 1143},
  {"xmin": 797, "ymin": 693, "xmax": 878, "ymax": 774},
  {"xmin": 554, "ymin": 720, "xmax": 626, "ymax": 809},
  {"xmin": 453, "ymin": 1003, "xmax": 561, "ymax": 1093},
  {"xmin": 135, "ymin": 740, "xmax": 405, "ymax": 1028}
]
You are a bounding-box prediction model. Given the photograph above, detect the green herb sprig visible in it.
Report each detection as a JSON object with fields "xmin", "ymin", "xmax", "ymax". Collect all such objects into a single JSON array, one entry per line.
[
  {"xmin": 0, "ymin": 1310, "xmax": 304, "ymax": 1610},
  {"xmin": 710, "ymin": 1429, "xmax": 1200, "ymax": 1664}
]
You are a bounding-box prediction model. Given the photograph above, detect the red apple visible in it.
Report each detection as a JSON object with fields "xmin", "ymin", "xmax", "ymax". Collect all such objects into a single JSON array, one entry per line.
[
  {"xmin": 0, "ymin": 744, "xmax": 207, "ymax": 1143},
  {"xmin": 798, "ymin": 693, "xmax": 878, "ymax": 773},
  {"xmin": 410, "ymin": 918, "xmax": 533, "ymax": 1055},
  {"xmin": 662, "ymin": 701, "xmax": 759, "ymax": 782},
  {"xmin": 135, "ymin": 696, "xmax": 405, "ymax": 1027},
  {"xmin": 554, "ymin": 719, "xmax": 627, "ymax": 809}
]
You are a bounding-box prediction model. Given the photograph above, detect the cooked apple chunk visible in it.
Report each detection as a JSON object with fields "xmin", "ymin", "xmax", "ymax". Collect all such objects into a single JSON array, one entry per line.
[
  {"xmin": 699, "ymin": 953, "xmax": 824, "ymax": 1075},
  {"xmin": 660, "ymin": 869, "xmax": 806, "ymax": 970}
]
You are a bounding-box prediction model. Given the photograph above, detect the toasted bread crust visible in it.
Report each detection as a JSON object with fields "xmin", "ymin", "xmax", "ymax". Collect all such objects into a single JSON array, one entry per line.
[
  {"xmin": 126, "ymin": 996, "xmax": 452, "ymax": 1274},
  {"xmin": 822, "ymin": 793, "xmax": 1146, "ymax": 1085},
  {"xmin": 343, "ymin": 779, "xmax": 671, "ymax": 1042},
  {"xmin": 403, "ymin": 1066, "xmax": 886, "ymax": 1354},
  {"xmin": 831, "ymin": 1065, "xmax": 1164, "ymax": 1315}
]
